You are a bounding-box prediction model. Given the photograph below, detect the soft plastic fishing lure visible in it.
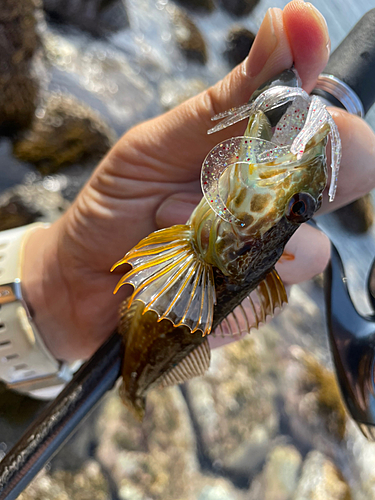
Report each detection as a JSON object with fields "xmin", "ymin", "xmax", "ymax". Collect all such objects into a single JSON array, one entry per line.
[{"xmin": 111, "ymin": 70, "xmax": 341, "ymax": 419}]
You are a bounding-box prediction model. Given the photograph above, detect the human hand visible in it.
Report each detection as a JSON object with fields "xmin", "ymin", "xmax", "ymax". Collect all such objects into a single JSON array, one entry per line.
[{"xmin": 22, "ymin": 1, "xmax": 375, "ymax": 362}]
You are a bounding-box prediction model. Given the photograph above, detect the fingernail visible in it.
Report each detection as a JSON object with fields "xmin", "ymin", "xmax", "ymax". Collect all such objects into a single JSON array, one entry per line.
[{"xmin": 245, "ymin": 8, "xmax": 278, "ymax": 78}]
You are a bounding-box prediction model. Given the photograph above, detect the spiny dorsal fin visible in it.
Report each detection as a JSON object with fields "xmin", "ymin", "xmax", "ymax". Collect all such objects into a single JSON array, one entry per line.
[
  {"xmin": 213, "ymin": 269, "xmax": 287, "ymax": 337},
  {"xmin": 158, "ymin": 338, "xmax": 211, "ymax": 388},
  {"xmin": 112, "ymin": 225, "xmax": 216, "ymax": 337}
]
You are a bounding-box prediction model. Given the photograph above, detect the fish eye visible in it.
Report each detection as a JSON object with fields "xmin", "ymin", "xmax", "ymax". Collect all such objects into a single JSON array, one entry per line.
[{"xmin": 286, "ymin": 192, "xmax": 316, "ymax": 223}]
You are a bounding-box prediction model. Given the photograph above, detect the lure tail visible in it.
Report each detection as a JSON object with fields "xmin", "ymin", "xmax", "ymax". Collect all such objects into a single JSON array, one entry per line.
[{"xmin": 111, "ymin": 225, "xmax": 216, "ymax": 336}]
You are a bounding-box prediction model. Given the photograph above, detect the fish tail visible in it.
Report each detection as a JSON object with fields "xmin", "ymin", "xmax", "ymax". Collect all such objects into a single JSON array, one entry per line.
[
  {"xmin": 118, "ymin": 299, "xmax": 212, "ymax": 421},
  {"xmin": 111, "ymin": 224, "xmax": 216, "ymax": 336}
]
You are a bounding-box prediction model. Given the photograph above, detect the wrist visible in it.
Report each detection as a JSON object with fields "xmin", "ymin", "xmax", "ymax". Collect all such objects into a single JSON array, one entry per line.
[
  {"xmin": 0, "ymin": 223, "xmax": 78, "ymax": 398},
  {"xmin": 22, "ymin": 221, "xmax": 73, "ymax": 362},
  {"xmin": 21, "ymin": 214, "xmax": 122, "ymax": 362}
]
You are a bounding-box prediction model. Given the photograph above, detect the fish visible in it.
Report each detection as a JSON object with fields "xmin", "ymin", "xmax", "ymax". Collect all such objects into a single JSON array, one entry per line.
[{"xmin": 110, "ymin": 69, "xmax": 341, "ymax": 420}]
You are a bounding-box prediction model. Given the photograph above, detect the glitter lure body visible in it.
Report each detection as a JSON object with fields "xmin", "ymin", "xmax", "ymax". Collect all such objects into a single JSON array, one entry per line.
[{"xmin": 111, "ymin": 70, "xmax": 341, "ymax": 419}]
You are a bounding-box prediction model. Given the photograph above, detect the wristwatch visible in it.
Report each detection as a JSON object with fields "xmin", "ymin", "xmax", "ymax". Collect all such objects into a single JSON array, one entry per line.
[{"xmin": 0, "ymin": 224, "xmax": 79, "ymax": 399}]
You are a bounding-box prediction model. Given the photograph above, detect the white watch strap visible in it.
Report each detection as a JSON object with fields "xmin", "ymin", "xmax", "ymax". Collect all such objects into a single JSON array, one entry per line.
[{"xmin": 0, "ymin": 224, "xmax": 77, "ymax": 398}]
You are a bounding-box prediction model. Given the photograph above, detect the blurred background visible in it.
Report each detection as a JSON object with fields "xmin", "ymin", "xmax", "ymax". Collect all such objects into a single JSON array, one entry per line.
[{"xmin": 1, "ymin": 0, "xmax": 375, "ymax": 499}]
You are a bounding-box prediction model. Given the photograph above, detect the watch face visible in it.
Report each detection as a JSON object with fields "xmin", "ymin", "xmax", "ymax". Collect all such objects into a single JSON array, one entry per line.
[{"xmin": 0, "ymin": 285, "xmax": 17, "ymax": 305}]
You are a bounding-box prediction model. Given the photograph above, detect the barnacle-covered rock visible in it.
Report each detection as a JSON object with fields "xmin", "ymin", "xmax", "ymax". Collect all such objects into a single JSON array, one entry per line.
[
  {"xmin": 43, "ymin": 0, "xmax": 129, "ymax": 37},
  {"xmin": 12, "ymin": 93, "xmax": 116, "ymax": 175},
  {"xmin": 224, "ymin": 26, "xmax": 256, "ymax": 68},
  {"xmin": 0, "ymin": 0, "xmax": 42, "ymax": 135},
  {"xmin": 171, "ymin": 7, "xmax": 208, "ymax": 65}
]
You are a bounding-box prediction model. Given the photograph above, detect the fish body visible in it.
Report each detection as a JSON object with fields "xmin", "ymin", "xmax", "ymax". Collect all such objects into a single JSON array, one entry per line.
[{"xmin": 111, "ymin": 70, "xmax": 341, "ymax": 419}]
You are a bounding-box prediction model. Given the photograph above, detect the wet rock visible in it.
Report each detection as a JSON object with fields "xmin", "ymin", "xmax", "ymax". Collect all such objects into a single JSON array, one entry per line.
[
  {"xmin": 171, "ymin": 7, "xmax": 208, "ymax": 64},
  {"xmin": 12, "ymin": 92, "xmax": 116, "ymax": 175},
  {"xmin": 288, "ymin": 348, "xmax": 347, "ymax": 442},
  {"xmin": 0, "ymin": 182, "xmax": 68, "ymax": 230},
  {"xmin": 96, "ymin": 386, "xmax": 199, "ymax": 500},
  {"xmin": 19, "ymin": 460, "xmax": 110, "ymax": 500},
  {"xmin": 159, "ymin": 78, "xmax": 207, "ymax": 110},
  {"xmin": 197, "ymin": 483, "xmax": 240, "ymax": 500},
  {"xmin": 184, "ymin": 330, "xmax": 279, "ymax": 478},
  {"xmin": 219, "ymin": 0, "xmax": 260, "ymax": 17},
  {"xmin": 222, "ymin": 435, "xmax": 281, "ymax": 486},
  {"xmin": 173, "ymin": 0, "xmax": 215, "ymax": 12},
  {"xmin": 332, "ymin": 193, "xmax": 374, "ymax": 234},
  {"xmin": 260, "ymin": 444, "xmax": 302, "ymax": 500},
  {"xmin": 43, "ymin": 0, "xmax": 129, "ymax": 37},
  {"xmin": 294, "ymin": 451, "xmax": 351, "ymax": 500},
  {"xmin": 0, "ymin": 0, "xmax": 42, "ymax": 135},
  {"xmin": 224, "ymin": 26, "xmax": 256, "ymax": 68}
]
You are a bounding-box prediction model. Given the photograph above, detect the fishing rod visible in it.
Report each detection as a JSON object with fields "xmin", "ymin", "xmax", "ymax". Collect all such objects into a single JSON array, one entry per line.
[{"xmin": 0, "ymin": 8, "xmax": 375, "ymax": 500}]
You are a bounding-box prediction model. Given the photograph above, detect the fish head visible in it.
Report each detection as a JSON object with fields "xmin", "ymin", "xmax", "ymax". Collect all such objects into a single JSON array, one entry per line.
[
  {"xmin": 215, "ymin": 134, "xmax": 328, "ymax": 239},
  {"xmin": 202, "ymin": 88, "xmax": 340, "ymax": 277},
  {"xmin": 203, "ymin": 88, "xmax": 340, "ymax": 235}
]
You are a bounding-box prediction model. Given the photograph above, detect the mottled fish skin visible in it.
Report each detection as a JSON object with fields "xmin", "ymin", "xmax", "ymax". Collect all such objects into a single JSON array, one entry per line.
[{"xmin": 112, "ymin": 70, "xmax": 336, "ymax": 419}]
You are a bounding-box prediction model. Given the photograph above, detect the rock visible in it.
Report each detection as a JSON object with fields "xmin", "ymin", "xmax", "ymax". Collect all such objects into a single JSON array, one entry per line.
[
  {"xmin": 0, "ymin": 193, "xmax": 42, "ymax": 230},
  {"xmin": 12, "ymin": 92, "xmax": 116, "ymax": 175},
  {"xmin": 224, "ymin": 26, "xmax": 256, "ymax": 67},
  {"xmin": 288, "ymin": 348, "xmax": 347, "ymax": 442},
  {"xmin": 171, "ymin": 7, "xmax": 208, "ymax": 65},
  {"xmin": 43, "ymin": 0, "xmax": 129, "ymax": 37},
  {"xmin": 96, "ymin": 386, "xmax": 199, "ymax": 499},
  {"xmin": 294, "ymin": 451, "xmax": 351, "ymax": 500},
  {"xmin": 18, "ymin": 460, "xmax": 110, "ymax": 500},
  {"xmin": 260, "ymin": 444, "xmax": 302, "ymax": 500},
  {"xmin": 0, "ymin": 0, "xmax": 42, "ymax": 135},
  {"xmin": 184, "ymin": 330, "xmax": 280, "ymax": 483},
  {"xmin": 173, "ymin": 0, "xmax": 215, "ymax": 12},
  {"xmin": 198, "ymin": 483, "xmax": 239, "ymax": 500},
  {"xmin": 219, "ymin": 0, "xmax": 260, "ymax": 17},
  {"xmin": 0, "ymin": 182, "xmax": 68, "ymax": 230},
  {"xmin": 159, "ymin": 78, "xmax": 207, "ymax": 110}
]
